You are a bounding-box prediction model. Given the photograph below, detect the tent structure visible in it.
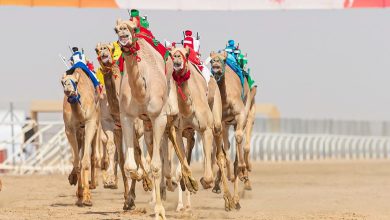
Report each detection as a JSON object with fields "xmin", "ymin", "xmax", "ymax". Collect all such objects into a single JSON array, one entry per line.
[{"xmin": 1, "ymin": 0, "xmax": 390, "ymax": 10}]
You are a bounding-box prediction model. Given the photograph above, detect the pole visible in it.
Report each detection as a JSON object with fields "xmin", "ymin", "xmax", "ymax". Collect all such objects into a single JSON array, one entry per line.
[{"xmin": 10, "ymin": 102, "xmax": 15, "ymax": 166}]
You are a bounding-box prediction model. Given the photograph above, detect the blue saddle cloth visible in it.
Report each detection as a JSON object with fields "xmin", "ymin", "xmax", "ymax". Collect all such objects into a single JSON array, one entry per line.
[
  {"xmin": 225, "ymin": 54, "xmax": 245, "ymax": 98},
  {"xmin": 68, "ymin": 62, "xmax": 100, "ymax": 87}
]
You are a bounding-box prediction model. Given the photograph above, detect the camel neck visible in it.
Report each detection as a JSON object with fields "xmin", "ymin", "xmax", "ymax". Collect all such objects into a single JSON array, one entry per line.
[
  {"xmin": 123, "ymin": 45, "xmax": 147, "ymax": 103},
  {"xmin": 176, "ymin": 79, "xmax": 193, "ymax": 116},
  {"xmin": 102, "ymin": 66, "xmax": 120, "ymax": 119},
  {"xmin": 217, "ymin": 74, "xmax": 227, "ymax": 100}
]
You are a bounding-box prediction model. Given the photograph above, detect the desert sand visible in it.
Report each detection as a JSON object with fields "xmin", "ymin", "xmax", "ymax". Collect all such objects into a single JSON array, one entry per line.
[{"xmin": 1, "ymin": 161, "xmax": 389, "ymax": 220}]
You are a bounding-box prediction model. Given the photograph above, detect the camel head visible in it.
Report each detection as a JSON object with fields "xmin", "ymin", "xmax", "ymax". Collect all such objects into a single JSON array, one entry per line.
[
  {"xmin": 95, "ymin": 42, "xmax": 115, "ymax": 67},
  {"xmin": 210, "ymin": 51, "xmax": 227, "ymax": 81},
  {"xmin": 114, "ymin": 18, "xmax": 137, "ymax": 48},
  {"xmin": 171, "ymin": 47, "xmax": 190, "ymax": 76},
  {"xmin": 61, "ymin": 71, "xmax": 80, "ymax": 100}
]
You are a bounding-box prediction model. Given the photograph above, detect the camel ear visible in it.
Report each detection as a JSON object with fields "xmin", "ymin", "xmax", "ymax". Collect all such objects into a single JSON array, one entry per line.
[
  {"xmin": 95, "ymin": 43, "xmax": 100, "ymax": 55},
  {"xmin": 222, "ymin": 51, "xmax": 227, "ymax": 60},
  {"xmin": 210, "ymin": 51, "xmax": 215, "ymax": 57},
  {"xmin": 116, "ymin": 18, "xmax": 122, "ymax": 26},
  {"xmin": 124, "ymin": 20, "xmax": 136, "ymax": 30}
]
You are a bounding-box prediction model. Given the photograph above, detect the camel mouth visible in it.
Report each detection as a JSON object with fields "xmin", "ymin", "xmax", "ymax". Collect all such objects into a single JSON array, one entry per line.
[
  {"xmin": 64, "ymin": 90, "xmax": 76, "ymax": 97},
  {"xmin": 212, "ymin": 66, "xmax": 221, "ymax": 73},
  {"xmin": 119, "ymin": 35, "xmax": 130, "ymax": 46},
  {"xmin": 101, "ymin": 55, "xmax": 110, "ymax": 63},
  {"xmin": 173, "ymin": 62, "xmax": 183, "ymax": 71}
]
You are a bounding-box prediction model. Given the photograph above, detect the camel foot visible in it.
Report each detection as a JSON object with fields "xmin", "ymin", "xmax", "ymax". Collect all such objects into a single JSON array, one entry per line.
[
  {"xmin": 123, "ymin": 197, "xmax": 136, "ymax": 211},
  {"xmin": 212, "ymin": 184, "xmax": 221, "ymax": 194},
  {"xmin": 200, "ymin": 177, "xmax": 213, "ymax": 189},
  {"xmin": 75, "ymin": 200, "xmax": 83, "ymax": 207},
  {"xmin": 154, "ymin": 205, "xmax": 166, "ymax": 220},
  {"xmin": 223, "ymin": 192, "xmax": 235, "ymax": 212},
  {"xmin": 160, "ymin": 186, "xmax": 167, "ymax": 201},
  {"xmin": 233, "ymin": 196, "xmax": 241, "ymax": 210},
  {"xmin": 176, "ymin": 203, "xmax": 184, "ymax": 212},
  {"xmin": 82, "ymin": 190, "xmax": 92, "ymax": 206},
  {"xmin": 235, "ymin": 201, "xmax": 241, "ymax": 210},
  {"xmin": 88, "ymin": 181, "xmax": 96, "ymax": 190},
  {"xmin": 142, "ymin": 175, "xmax": 153, "ymax": 192},
  {"xmin": 166, "ymin": 179, "xmax": 178, "ymax": 192},
  {"xmin": 103, "ymin": 182, "xmax": 118, "ymax": 189},
  {"xmin": 183, "ymin": 175, "xmax": 198, "ymax": 193},
  {"xmin": 237, "ymin": 166, "xmax": 248, "ymax": 182},
  {"xmin": 68, "ymin": 168, "xmax": 78, "ymax": 186},
  {"xmin": 244, "ymin": 179, "xmax": 252, "ymax": 191}
]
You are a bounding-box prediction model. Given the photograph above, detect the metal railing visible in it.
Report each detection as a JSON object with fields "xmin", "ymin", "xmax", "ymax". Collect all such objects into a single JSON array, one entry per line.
[{"xmin": 1, "ymin": 117, "xmax": 390, "ymax": 174}]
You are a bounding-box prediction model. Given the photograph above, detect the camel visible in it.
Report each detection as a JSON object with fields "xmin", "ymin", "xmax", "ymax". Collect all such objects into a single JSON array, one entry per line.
[
  {"xmin": 114, "ymin": 18, "xmax": 198, "ymax": 219},
  {"xmin": 61, "ymin": 67, "xmax": 100, "ymax": 206},
  {"xmin": 95, "ymin": 42, "xmax": 152, "ymax": 209},
  {"xmin": 99, "ymin": 85, "xmax": 118, "ymax": 189},
  {"xmin": 209, "ymin": 51, "xmax": 254, "ymax": 209},
  {"xmin": 170, "ymin": 47, "xmax": 235, "ymax": 211}
]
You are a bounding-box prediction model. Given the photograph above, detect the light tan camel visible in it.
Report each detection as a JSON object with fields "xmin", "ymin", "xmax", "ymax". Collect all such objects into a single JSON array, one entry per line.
[
  {"xmin": 61, "ymin": 68, "xmax": 100, "ymax": 206},
  {"xmin": 95, "ymin": 43, "xmax": 153, "ymax": 210},
  {"xmin": 115, "ymin": 18, "xmax": 197, "ymax": 219},
  {"xmin": 171, "ymin": 47, "xmax": 235, "ymax": 211},
  {"xmin": 243, "ymin": 86, "xmax": 257, "ymax": 190},
  {"xmin": 99, "ymin": 88, "xmax": 118, "ymax": 189},
  {"xmin": 209, "ymin": 51, "xmax": 252, "ymax": 209}
]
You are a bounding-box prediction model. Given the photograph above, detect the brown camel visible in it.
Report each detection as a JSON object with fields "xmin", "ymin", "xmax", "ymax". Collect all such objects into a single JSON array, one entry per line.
[
  {"xmin": 209, "ymin": 51, "xmax": 253, "ymax": 209},
  {"xmin": 61, "ymin": 68, "xmax": 100, "ymax": 206},
  {"xmin": 95, "ymin": 43, "xmax": 152, "ymax": 210},
  {"xmin": 115, "ymin": 18, "xmax": 197, "ymax": 219},
  {"xmin": 171, "ymin": 47, "xmax": 235, "ymax": 211}
]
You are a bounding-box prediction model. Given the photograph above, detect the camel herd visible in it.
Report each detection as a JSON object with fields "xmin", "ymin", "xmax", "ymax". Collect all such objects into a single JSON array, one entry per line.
[{"xmin": 60, "ymin": 15, "xmax": 256, "ymax": 220}]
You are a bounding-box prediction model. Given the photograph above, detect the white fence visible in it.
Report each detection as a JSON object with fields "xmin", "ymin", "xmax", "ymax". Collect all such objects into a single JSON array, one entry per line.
[{"xmin": 1, "ymin": 119, "xmax": 390, "ymax": 174}]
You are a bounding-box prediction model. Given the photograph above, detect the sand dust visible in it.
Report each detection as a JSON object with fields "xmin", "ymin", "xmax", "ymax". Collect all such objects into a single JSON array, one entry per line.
[{"xmin": 1, "ymin": 161, "xmax": 390, "ymax": 220}]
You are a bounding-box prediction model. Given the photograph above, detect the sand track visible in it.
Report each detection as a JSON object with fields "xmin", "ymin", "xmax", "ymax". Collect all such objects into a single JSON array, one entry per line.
[{"xmin": 1, "ymin": 161, "xmax": 389, "ymax": 220}]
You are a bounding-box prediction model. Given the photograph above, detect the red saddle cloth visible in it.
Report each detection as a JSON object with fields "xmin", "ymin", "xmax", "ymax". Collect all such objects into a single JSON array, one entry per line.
[{"xmin": 187, "ymin": 47, "xmax": 203, "ymax": 72}]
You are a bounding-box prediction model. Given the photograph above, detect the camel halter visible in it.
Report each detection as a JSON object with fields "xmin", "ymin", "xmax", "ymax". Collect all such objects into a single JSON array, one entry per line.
[
  {"xmin": 65, "ymin": 79, "xmax": 81, "ymax": 105},
  {"xmin": 172, "ymin": 50, "xmax": 191, "ymax": 101},
  {"xmin": 119, "ymin": 28, "xmax": 142, "ymax": 62},
  {"xmin": 211, "ymin": 56, "xmax": 226, "ymax": 83}
]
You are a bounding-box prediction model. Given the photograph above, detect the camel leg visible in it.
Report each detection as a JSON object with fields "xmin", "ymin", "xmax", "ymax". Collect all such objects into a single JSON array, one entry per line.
[
  {"xmin": 120, "ymin": 115, "xmax": 139, "ymax": 210},
  {"xmin": 175, "ymin": 165, "xmax": 184, "ymax": 212},
  {"xmin": 183, "ymin": 129, "xmax": 195, "ymax": 165},
  {"xmin": 222, "ymin": 125, "xmax": 233, "ymax": 181},
  {"xmin": 232, "ymin": 155, "xmax": 241, "ymax": 210},
  {"xmin": 234, "ymin": 111, "xmax": 247, "ymax": 182},
  {"xmin": 113, "ymin": 128, "xmax": 130, "ymax": 210},
  {"xmin": 169, "ymin": 126, "xmax": 198, "ymax": 193},
  {"xmin": 150, "ymin": 115, "xmax": 168, "ymax": 220},
  {"xmin": 199, "ymin": 128, "xmax": 214, "ymax": 189},
  {"xmin": 162, "ymin": 133, "xmax": 176, "ymax": 192},
  {"xmin": 80, "ymin": 120, "xmax": 96, "ymax": 206},
  {"xmin": 244, "ymin": 103, "xmax": 256, "ymax": 190},
  {"xmin": 89, "ymin": 131, "xmax": 97, "ymax": 190},
  {"xmin": 102, "ymin": 125, "xmax": 117, "ymax": 189},
  {"xmin": 65, "ymin": 127, "xmax": 79, "ymax": 186}
]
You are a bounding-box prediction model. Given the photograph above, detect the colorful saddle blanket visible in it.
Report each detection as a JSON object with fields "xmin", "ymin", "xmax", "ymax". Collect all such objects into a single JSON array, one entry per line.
[
  {"xmin": 67, "ymin": 62, "xmax": 100, "ymax": 88},
  {"xmin": 225, "ymin": 53, "xmax": 245, "ymax": 97}
]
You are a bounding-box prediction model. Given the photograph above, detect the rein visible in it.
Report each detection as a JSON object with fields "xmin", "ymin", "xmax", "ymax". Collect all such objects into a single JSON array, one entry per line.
[{"xmin": 172, "ymin": 51, "xmax": 191, "ymax": 101}]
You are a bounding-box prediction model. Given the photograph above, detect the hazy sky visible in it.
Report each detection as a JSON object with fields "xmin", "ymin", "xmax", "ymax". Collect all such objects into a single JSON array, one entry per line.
[{"xmin": 0, "ymin": 7, "xmax": 390, "ymax": 120}]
